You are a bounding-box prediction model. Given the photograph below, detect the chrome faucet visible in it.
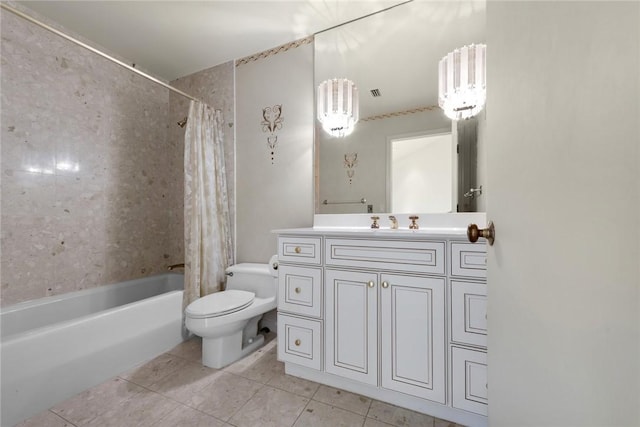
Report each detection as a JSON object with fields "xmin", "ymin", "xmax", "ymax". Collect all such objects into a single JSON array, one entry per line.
[{"xmin": 388, "ymin": 215, "xmax": 398, "ymax": 229}]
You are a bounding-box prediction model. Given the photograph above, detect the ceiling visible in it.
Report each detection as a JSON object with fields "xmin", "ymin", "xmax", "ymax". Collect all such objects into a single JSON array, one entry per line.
[{"xmin": 16, "ymin": 0, "xmax": 408, "ymax": 82}]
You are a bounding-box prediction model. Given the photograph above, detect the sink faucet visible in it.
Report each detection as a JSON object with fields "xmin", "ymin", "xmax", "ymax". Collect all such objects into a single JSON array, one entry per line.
[{"xmin": 388, "ymin": 215, "xmax": 398, "ymax": 229}]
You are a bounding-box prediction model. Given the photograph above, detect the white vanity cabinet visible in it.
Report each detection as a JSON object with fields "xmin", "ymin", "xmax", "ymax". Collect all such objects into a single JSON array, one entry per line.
[
  {"xmin": 324, "ymin": 264, "xmax": 446, "ymax": 402},
  {"xmin": 275, "ymin": 229, "xmax": 488, "ymax": 427},
  {"xmin": 449, "ymin": 242, "xmax": 488, "ymax": 417},
  {"xmin": 276, "ymin": 236, "xmax": 323, "ymax": 370}
]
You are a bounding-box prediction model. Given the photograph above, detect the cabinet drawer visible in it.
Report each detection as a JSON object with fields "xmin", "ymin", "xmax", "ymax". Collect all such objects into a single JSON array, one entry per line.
[
  {"xmin": 325, "ymin": 238, "xmax": 445, "ymax": 275},
  {"xmin": 451, "ymin": 281, "xmax": 487, "ymax": 348},
  {"xmin": 451, "ymin": 242, "xmax": 486, "ymax": 278},
  {"xmin": 452, "ymin": 347, "xmax": 487, "ymax": 416},
  {"xmin": 277, "ymin": 265, "xmax": 322, "ymax": 318},
  {"xmin": 278, "ymin": 236, "xmax": 322, "ymax": 265},
  {"xmin": 277, "ymin": 314, "xmax": 322, "ymax": 370}
]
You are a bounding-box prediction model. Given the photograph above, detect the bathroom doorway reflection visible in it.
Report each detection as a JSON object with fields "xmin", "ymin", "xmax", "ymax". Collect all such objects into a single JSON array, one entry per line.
[{"xmin": 388, "ymin": 131, "xmax": 455, "ymax": 213}]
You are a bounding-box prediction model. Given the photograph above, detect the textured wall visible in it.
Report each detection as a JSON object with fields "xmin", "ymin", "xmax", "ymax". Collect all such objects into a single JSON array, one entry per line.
[
  {"xmin": 0, "ymin": 9, "xmax": 182, "ymax": 306},
  {"xmin": 235, "ymin": 40, "xmax": 315, "ymax": 263}
]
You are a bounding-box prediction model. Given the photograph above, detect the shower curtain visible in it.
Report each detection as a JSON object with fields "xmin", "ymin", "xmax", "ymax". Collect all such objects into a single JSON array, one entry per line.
[{"xmin": 183, "ymin": 101, "xmax": 233, "ymax": 309}]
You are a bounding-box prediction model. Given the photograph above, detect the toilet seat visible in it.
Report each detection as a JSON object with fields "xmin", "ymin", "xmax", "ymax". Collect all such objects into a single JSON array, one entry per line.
[{"xmin": 185, "ymin": 290, "xmax": 255, "ymax": 319}]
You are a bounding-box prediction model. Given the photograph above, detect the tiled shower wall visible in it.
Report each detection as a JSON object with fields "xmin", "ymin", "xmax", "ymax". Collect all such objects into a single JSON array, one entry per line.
[{"xmin": 0, "ymin": 8, "xmax": 184, "ymax": 306}]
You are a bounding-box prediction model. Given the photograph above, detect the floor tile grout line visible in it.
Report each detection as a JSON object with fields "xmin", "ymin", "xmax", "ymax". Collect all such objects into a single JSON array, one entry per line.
[
  {"xmin": 223, "ymin": 381, "xmax": 268, "ymax": 424},
  {"xmin": 117, "ymin": 372, "xmax": 233, "ymax": 426},
  {"xmin": 47, "ymin": 409, "xmax": 79, "ymax": 427},
  {"xmin": 291, "ymin": 398, "xmax": 314, "ymax": 427}
]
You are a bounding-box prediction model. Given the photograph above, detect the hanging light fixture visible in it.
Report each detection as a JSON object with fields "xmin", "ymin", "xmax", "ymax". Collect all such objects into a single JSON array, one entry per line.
[
  {"xmin": 438, "ymin": 44, "xmax": 486, "ymax": 120},
  {"xmin": 317, "ymin": 78, "xmax": 359, "ymax": 137}
]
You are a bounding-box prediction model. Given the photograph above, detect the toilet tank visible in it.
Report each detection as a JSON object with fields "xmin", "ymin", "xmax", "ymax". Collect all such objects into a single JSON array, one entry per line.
[{"xmin": 225, "ymin": 263, "xmax": 277, "ymax": 298}]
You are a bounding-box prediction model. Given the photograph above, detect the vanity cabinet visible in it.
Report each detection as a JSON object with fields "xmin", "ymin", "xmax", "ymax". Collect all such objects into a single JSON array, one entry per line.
[
  {"xmin": 276, "ymin": 229, "xmax": 488, "ymax": 427},
  {"xmin": 449, "ymin": 242, "xmax": 488, "ymax": 417},
  {"xmin": 276, "ymin": 236, "xmax": 323, "ymax": 370}
]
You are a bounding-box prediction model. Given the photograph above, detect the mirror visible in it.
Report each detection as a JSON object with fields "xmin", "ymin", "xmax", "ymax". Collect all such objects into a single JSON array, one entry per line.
[{"xmin": 314, "ymin": 1, "xmax": 486, "ymax": 214}]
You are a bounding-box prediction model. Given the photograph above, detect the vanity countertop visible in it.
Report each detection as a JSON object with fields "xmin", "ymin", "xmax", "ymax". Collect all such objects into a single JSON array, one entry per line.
[
  {"xmin": 274, "ymin": 212, "xmax": 487, "ymax": 240},
  {"xmin": 273, "ymin": 227, "xmax": 472, "ymax": 239}
]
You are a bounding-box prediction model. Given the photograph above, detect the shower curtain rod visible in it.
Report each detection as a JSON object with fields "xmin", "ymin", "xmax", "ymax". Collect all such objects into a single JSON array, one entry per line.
[{"xmin": 1, "ymin": 3, "xmax": 203, "ymax": 105}]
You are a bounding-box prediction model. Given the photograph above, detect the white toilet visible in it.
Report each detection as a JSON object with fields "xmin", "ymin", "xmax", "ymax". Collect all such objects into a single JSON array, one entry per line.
[{"xmin": 185, "ymin": 258, "xmax": 278, "ymax": 369}]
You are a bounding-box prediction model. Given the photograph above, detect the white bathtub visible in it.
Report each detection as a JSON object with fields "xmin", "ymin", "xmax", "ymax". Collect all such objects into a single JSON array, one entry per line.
[{"xmin": 0, "ymin": 273, "xmax": 185, "ymax": 426}]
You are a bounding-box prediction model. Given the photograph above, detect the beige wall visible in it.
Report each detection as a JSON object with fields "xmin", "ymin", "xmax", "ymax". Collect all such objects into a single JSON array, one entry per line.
[
  {"xmin": 486, "ymin": 1, "xmax": 639, "ymax": 425},
  {"xmin": 0, "ymin": 8, "xmax": 182, "ymax": 306},
  {"xmin": 235, "ymin": 41, "xmax": 315, "ymax": 263}
]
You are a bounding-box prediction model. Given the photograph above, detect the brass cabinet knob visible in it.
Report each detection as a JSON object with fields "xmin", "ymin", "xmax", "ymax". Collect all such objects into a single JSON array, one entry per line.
[
  {"xmin": 294, "ymin": 339, "xmax": 301, "ymax": 346},
  {"xmin": 467, "ymin": 221, "xmax": 495, "ymax": 246},
  {"xmin": 381, "ymin": 281, "xmax": 389, "ymax": 289},
  {"xmin": 294, "ymin": 287, "xmax": 301, "ymax": 294},
  {"xmin": 294, "ymin": 246, "xmax": 301, "ymax": 254},
  {"xmin": 367, "ymin": 281, "xmax": 375, "ymax": 288}
]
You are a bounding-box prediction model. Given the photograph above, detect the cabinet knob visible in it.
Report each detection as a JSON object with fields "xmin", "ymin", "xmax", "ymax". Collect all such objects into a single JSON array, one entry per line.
[
  {"xmin": 294, "ymin": 246, "xmax": 302, "ymax": 254},
  {"xmin": 367, "ymin": 281, "xmax": 375, "ymax": 288},
  {"xmin": 294, "ymin": 287, "xmax": 301, "ymax": 294},
  {"xmin": 467, "ymin": 221, "xmax": 495, "ymax": 246},
  {"xmin": 381, "ymin": 281, "xmax": 389, "ymax": 289},
  {"xmin": 294, "ymin": 339, "xmax": 301, "ymax": 346}
]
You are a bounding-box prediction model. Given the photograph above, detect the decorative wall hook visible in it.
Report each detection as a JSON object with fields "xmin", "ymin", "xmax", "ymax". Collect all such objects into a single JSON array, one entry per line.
[
  {"xmin": 261, "ymin": 105, "xmax": 284, "ymax": 164},
  {"xmin": 344, "ymin": 153, "xmax": 358, "ymax": 184}
]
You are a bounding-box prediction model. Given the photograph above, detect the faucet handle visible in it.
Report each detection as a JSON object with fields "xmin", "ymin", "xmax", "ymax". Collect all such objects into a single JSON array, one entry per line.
[
  {"xmin": 370, "ymin": 216, "xmax": 380, "ymax": 229},
  {"xmin": 409, "ymin": 215, "xmax": 419, "ymax": 230}
]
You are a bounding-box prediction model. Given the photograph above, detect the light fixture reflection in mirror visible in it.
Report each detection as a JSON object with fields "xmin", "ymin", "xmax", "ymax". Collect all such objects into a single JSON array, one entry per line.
[
  {"xmin": 438, "ymin": 44, "xmax": 487, "ymax": 120},
  {"xmin": 317, "ymin": 78, "xmax": 359, "ymax": 137},
  {"xmin": 314, "ymin": 1, "xmax": 486, "ymax": 215}
]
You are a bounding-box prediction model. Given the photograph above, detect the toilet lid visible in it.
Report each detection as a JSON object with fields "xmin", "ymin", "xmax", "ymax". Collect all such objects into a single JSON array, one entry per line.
[{"xmin": 185, "ymin": 290, "xmax": 255, "ymax": 319}]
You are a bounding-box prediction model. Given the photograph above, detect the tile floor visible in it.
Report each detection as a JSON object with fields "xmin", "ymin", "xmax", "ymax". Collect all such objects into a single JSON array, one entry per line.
[{"xmin": 17, "ymin": 335, "xmax": 465, "ymax": 427}]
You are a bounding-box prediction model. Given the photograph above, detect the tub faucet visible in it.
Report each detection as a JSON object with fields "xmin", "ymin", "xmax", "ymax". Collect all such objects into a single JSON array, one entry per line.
[
  {"xmin": 388, "ymin": 215, "xmax": 398, "ymax": 229},
  {"xmin": 167, "ymin": 263, "xmax": 185, "ymax": 271}
]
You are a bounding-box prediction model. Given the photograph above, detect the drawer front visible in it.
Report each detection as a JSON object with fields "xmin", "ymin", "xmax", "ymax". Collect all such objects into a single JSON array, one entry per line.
[
  {"xmin": 451, "ymin": 242, "xmax": 487, "ymax": 278},
  {"xmin": 278, "ymin": 236, "xmax": 322, "ymax": 265},
  {"xmin": 451, "ymin": 281, "xmax": 487, "ymax": 348},
  {"xmin": 277, "ymin": 314, "xmax": 322, "ymax": 370},
  {"xmin": 277, "ymin": 265, "xmax": 322, "ymax": 318},
  {"xmin": 325, "ymin": 238, "xmax": 445, "ymax": 275},
  {"xmin": 452, "ymin": 347, "xmax": 487, "ymax": 416}
]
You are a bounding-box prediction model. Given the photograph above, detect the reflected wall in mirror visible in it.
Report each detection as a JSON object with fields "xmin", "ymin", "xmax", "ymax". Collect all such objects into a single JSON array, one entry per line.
[{"xmin": 315, "ymin": 1, "xmax": 486, "ymax": 214}]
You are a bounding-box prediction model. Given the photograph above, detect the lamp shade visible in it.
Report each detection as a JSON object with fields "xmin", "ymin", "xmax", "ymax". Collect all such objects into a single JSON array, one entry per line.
[
  {"xmin": 317, "ymin": 78, "xmax": 359, "ymax": 137},
  {"xmin": 438, "ymin": 44, "xmax": 486, "ymax": 120}
]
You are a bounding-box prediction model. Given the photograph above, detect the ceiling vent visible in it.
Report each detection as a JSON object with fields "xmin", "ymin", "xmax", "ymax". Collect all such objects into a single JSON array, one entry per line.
[{"xmin": 370, "ymin": 88, "xmax": 382, "ymax": 97}]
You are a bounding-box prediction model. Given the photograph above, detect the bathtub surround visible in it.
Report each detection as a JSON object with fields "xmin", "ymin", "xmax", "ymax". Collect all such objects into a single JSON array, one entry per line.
[
  {"xmin": 0, "ymin": 6, "xmax": 183, "ymax": 306},
  {"xmin": 183, "ymin": 102, "xmax": 233, "ymax": 308},
  {"xmin": 1, "ymin": 274, "xmax": 184, "ymax": 426}
]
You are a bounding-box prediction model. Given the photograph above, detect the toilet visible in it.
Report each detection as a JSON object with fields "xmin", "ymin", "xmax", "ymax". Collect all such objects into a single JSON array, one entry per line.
[{"xmin": 185, "ymin": 257, "xmax": 278, "ymax": 369}]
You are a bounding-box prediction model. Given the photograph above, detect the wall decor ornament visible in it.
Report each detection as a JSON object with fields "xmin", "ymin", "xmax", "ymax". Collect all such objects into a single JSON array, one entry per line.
[
  {"xmin": 261, "ymin": 105, "xmax": 284, "ymax": 164},
  {"xmin": 344, "ymin": 152, "xmax": 358, "ymax": 184}
]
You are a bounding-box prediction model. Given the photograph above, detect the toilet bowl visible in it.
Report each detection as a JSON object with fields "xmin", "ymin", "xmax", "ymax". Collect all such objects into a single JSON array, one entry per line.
[{"xmin": 185, "ymin": 257, "xmax": 278, "ymax": 369}]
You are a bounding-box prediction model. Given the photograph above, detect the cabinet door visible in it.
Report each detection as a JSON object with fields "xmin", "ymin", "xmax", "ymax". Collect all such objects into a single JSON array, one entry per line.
[
  {"xmin": 325, "ymin": 269, "xmax": 378, "ymax": 386},
  {"xmin": 380, "ymin": 274, "xmax": 446, "ymax": 403}
]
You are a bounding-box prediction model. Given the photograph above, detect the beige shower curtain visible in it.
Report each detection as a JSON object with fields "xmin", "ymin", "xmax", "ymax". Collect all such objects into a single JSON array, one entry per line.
[{"xmin": 183, "ymin": 101, "xmax": 233, "ymax": 309}]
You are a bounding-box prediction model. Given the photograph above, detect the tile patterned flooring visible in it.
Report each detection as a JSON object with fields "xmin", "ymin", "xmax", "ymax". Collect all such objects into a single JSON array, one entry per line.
[{"xmin": 17, "ymin": 336, "xmax": 465, "ymax": 427}]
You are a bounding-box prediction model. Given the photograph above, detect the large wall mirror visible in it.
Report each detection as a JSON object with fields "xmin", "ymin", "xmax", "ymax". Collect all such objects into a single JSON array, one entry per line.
[{"xmin": 314, "ymin": 1, "xmax": 486, "ymax": 214}]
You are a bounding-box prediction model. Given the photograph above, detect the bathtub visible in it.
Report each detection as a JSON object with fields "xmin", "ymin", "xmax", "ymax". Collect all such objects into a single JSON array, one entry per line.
[{"xmin": 1, "ymin": 273, "xmax": 185, "ymax": 426}]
